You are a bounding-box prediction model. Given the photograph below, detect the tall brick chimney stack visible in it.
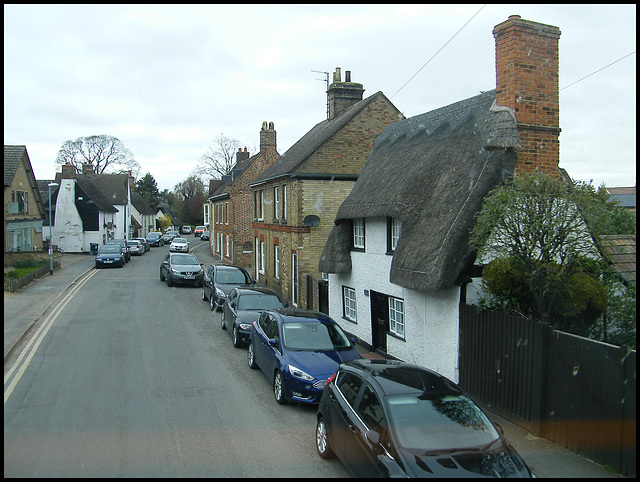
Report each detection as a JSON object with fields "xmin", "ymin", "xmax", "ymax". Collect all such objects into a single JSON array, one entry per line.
[
  {"xmin": 493, "ymin": 15, "xmax": 562, "ymax": 177},
  {"xmin": 327, "ymin": 67, "xmax": 364, "ymax": 120},
  {"xmin": 260, "ymin": 121, "xmax": 277, "ymax": 153}
]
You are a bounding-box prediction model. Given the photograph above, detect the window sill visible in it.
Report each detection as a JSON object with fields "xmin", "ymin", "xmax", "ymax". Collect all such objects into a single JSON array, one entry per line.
[{"xmin": 342, "ymin": 316, "xmax": 357, "ymax": 324}]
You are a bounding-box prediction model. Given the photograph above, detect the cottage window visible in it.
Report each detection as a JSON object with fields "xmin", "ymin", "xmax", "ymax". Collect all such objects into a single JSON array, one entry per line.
[
  {"xmin": 342, "ymin": 286, "xmax": 357, "ymax": 322},
  {"xmin": 352, "ymin": 218, "xmax": 365, "ymax": 250},
  {"xmin": 387, "ymin": 217, "xmax": 402, "ymax": 253},
  {"xmin": 389, "ymin": 296, "xmax": 405, "ymax": 338}
]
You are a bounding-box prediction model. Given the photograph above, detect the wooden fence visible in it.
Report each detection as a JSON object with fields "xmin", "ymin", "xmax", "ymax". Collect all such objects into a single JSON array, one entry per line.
[{"xmin": 459, "ymin": 303, "xmax": 636, "ymax": 477}]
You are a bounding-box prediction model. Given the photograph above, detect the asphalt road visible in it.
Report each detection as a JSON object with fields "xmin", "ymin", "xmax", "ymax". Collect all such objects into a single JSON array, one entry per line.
[{"xmin": 4, "ymin": 241, "xmax": 350, "ymax": 477}]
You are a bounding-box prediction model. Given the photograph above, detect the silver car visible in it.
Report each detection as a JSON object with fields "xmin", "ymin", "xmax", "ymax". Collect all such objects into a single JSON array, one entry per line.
[{"xmin": 160, "ymin": 252, "xmax": 204, "ymax": 287}]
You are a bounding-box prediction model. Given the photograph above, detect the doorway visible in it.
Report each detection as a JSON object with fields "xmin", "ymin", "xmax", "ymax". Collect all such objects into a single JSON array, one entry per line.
[{"xmin": 370, "ymin": 290, "xmax": 388, "ymax": 354}]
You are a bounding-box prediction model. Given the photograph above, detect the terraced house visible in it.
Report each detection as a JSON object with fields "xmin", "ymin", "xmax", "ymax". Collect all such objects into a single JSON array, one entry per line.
[
  {"xmin": 249, "ymin": 68, "xmax": 403, "ymax": 309},
  {"xmin": 209, "ymin": 122, "xmax": 280, "ymax": 267}
]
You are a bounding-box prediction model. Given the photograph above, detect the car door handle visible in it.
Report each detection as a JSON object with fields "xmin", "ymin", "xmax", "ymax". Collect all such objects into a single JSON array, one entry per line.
[{"xmin": 348, "ymin": 424, "xmax": 358, "ymax": 435}]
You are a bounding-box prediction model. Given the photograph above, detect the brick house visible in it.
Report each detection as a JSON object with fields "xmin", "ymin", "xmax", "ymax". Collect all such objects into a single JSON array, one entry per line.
[
  {"xmin": 319, "ymin": 16, "xmax": 563, "ymax": 380},
  {"xmin": 249, "ymin": 68, "xmax": 403, "ymax": 309},
  {"xmin": 4, "ymin": 145, "xmax": 46, "ymax": 253},
  {"xmin": 209, "ymin": 122, "xmax": 280, "ymax": 267}
]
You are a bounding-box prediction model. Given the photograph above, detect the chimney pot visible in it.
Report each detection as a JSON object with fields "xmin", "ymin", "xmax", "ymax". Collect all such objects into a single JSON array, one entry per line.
[{"xmin": 345, "ymin": 71, "xmax": 351, "ymax": 82}]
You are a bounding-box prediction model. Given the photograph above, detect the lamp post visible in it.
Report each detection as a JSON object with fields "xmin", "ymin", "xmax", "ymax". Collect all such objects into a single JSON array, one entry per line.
[{"xmin": 48, "ymin": 182, "xmax": 58, "ymax": 275}]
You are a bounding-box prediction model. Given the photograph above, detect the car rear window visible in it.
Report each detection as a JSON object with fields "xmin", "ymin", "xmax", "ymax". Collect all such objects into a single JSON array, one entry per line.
[{"xmin": 336, "ymin": 371, "xmax": 364, "ymax": 407}]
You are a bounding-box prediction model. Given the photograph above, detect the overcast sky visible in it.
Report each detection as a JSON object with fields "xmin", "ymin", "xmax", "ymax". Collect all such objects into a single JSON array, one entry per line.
[{"xmin": 4, "ymin": 4, "xmax": 636, "ymax": 193}]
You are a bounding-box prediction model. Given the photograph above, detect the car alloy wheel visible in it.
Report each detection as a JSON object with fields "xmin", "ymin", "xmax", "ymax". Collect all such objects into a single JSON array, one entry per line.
[
  {"xmin": 247, "ymin": 342, "xmax": 257, "ymax": 369},
  {"xmin": 232, "ymin": 325, "xmax": 241, "ymax": 348},
  {"xmin": 274, "ymin": 370, "xmax": 287, "ymax": 405},
  {"xmin": 209, "ymin": 294, "xmax": 215, "ymax": 311},
  {"xmin": 202, "ymin": 286, "xmax": 207, "ymax": 301},
  {"xmin": 221, "ymin": 312, "xmax": 226, "ymax": 330},
  {"xmin": 316, "ymin": 417, "xmax": 334, "ymax": 459}
]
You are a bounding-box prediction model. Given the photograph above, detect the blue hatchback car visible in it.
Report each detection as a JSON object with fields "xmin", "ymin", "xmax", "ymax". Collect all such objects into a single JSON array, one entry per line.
[{"xmin": 248, "ymin": 309, "xmax": 361, "ymax": 405}]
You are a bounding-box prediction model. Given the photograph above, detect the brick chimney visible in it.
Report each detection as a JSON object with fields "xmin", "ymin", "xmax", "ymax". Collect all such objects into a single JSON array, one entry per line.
[
  {"xmin": 493, "ymin": 15, "xmax": 561, "ymax": 177},
  {"xmin": 61, "ymin": 163, "xmax": 77, "ymax": 179},
  {"xmin": 260, "ymin": 121, "xmax": 277, "ymax": 153},
  {"xmin": 82, "ymin": 163, "xmax": 94, "ymax": 178},
  {"xmin": 236, "ymin": 147, "xmax": 250, "ymax": 164},
  {"xmin": 327, "ymin": 67, "xmax": 365, "ymax": 120}
]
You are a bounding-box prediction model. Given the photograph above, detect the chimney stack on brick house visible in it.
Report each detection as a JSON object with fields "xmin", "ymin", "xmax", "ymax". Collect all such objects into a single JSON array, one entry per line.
[
  {"xmin": 260, "ymin": 121, "xmax": 277, "ymax": 153},
  {"xmin": 236, "ymin": 147, "xmax": 250, "ymax": 164},
  {"xmin": 328, "ymin": 67, "xmax": 365, "ymax": 120},
  {"xmin": 82, "ymin": 163, "xmax": 94, "ymax": 178},
  {"xmin": 60, "ymin": 163, "xmax": 77, "ymax": 179},
  {"xmin": 493, "ymin": 15, "xmax": 561, "ymax": 177}
]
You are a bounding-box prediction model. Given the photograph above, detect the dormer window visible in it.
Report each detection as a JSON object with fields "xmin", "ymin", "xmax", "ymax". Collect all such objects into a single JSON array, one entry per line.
[
  {"xmin": 351, "ymin": 218, "xmax": 365, "ymax": 251},
  {"xmin": 387, "ymin": 217, "xmax": 402, "ymax": 254}
]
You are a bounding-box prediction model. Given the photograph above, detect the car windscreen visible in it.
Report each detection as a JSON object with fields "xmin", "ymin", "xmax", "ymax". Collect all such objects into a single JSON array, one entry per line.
[
  {"xmin": 282, "ymin": 322, "xmax": 352, "ymax": 351},
  {"xmin": 98, "ymin": 245, "xmax": 121, "ymax": 254},
  {"xmin": 171, "ymin": 254, "xmax": 199, "ymax": 265},
  {"xmin": 172, "ymin": 238, "xmax": 186, "ymax": 243},
  {"xmin": 215, "ymin": 269, "xmax": 250, "ymax": 284},
  {"xmin": 385, "ymin": 393, "xmax": 500, "ymax": 452},
  {"xmin": 147, "ymin": 233, "xmax": 161, "ymax": 238},
  {"xmin": 237, "ymin": 293, "xmax": 284, "ymax": 311}
]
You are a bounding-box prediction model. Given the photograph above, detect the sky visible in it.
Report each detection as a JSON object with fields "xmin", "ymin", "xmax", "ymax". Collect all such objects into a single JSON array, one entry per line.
[{"xmin": 4, "ymin": 4, "xmax": 636, "ymax": 193}]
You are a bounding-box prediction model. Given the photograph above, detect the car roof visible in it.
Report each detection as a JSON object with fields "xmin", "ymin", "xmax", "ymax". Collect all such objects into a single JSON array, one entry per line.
[
  {"xmin": 234, "ymin": 287, "xmax": 280, "ymax": 296},
  {"xmin": 339, "ymin": 359, "xmax": 462, "ymax": 397},
  {"xmin": 266, "ymin": 308, "xmax": 336, "ymax": 324},
  {"xmin": 215, "ymin": 264, "xmax": 246, "ymax": 272}
]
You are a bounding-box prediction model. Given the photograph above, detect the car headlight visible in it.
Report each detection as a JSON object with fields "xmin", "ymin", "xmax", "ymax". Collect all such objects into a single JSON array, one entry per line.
[
  {"xmin": 288, "ymin": 364, "xmax": 314, "ymax": 382},
  {"xmin": 238, "ymin": 323, "xmax": 252, "ymax": 330}
]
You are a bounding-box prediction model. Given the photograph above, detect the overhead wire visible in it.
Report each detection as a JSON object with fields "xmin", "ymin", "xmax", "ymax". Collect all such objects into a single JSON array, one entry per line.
[
  {"xmin": 560, "ymin": 51, "xmax": 636, "ymax": 91},
  {"xmin": 390, "ymin": 4, "xmax": 487, "ymax": 100}
]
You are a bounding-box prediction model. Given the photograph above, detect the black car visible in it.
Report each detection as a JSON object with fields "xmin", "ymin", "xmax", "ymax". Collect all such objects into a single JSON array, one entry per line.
[
  {"xmin": 221, "ymin": 287, "xmax": 288, "ymax": 347},
  {"xmin": 160, "ymin": 252, "xmax": 204, "ymax": 287},
  {"xmin": 95, "ymin": 244, "xmax": 125, "ymax": 268},
  {"xmin": 202, "ymin": 264, "xmax": 253, "ymax": 311},
  {"xmin": 106, "ymin": 239, "xmax": 131, "ymax": 262},
  {"xmin": 316, "ymin": 359, "xmax": 533, "ymax": 478},
  {"xmin": 146, "ymin": 232, "xmax": 165, "ymax": 247}
]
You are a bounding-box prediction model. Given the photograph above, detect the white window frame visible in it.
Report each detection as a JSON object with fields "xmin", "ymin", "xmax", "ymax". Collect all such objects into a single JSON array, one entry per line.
[
  {"xmin": 274, "ymin": 186, "xmax": 279, "ymax": 220},
  {"xmin": 342, "ymin": 286, "xmax": 357, "ymax": 322},
  {"xmin": 389, "ymin": 296, "xmax": 405, "ymax": 338},
  {"xmin": 291, "ymin": 252, "xmax": 298, "ymax": 306},
  {"xmin": 225, "ymin": 234, "xmax": 230, "ymax": 258},
  {"xmin": 274, "ymin": 245, "xmax": 280, "ymax": 279},
  {"xmin": 391, "ymin": 217, "xmax": 402, "ymax": 251},
  {"xmin": 352, "ymin": 218, "xmax": 365, "ymax": 250},
  {"xmin": 282, "ymin": 185, "xmax": 287, "ymax": 221},
  {"xmin": 216, "ymin": 232, "xmax": 220, "ymax": 253},
  {"xmin": 259, "ymin": 241, "xmax": 265, "ymax": 275},
  {"xmin": 255, "ymin": 237, "xmax": 260, "ymax": 279},
  {"xmin": 259, "ymin": 190, "xmax": 265, "ymax": 221},
  {"xmin": 225, "ymin": 202, "xmax": 229, "ymax": 225}
]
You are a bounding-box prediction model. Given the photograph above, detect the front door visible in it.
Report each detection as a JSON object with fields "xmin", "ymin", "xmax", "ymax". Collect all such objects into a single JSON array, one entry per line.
[{"xmin": 370, "ymin": 291, "xmax": 388, "ymax": 354}]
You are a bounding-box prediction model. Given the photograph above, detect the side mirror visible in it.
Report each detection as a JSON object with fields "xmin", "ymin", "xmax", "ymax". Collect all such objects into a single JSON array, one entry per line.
[{"xmin": 268, "ymin": 338, "xmax": 278, "ymax": 347}]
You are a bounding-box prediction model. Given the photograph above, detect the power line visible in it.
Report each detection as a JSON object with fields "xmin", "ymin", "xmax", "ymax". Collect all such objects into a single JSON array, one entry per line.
[
  {"xmin": 390, "ymin": 4, "xmax": 487, "ymax": 100},
  {"xmin": 560, "ymin": 51, "xmax": 636, "ymax": 91}
]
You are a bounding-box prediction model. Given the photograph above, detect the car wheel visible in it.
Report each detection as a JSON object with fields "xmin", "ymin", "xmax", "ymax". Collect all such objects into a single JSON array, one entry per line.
[
  {"xmin": 209, "ymin": 294, "xmax": 215, "ymax": 311},
  {"xmin": 160, "ymin": 270, "xmax": 165, "ymax": 281},
  {"xmin": 247, "ymin": 342, "xmax": 257, "ymax": 369},
  {"xmin": 221, "ymin": 312, "xmax": 226, "ymax": 330},
  {"xmin": 202, "ymin": 286, "xmax": 207, "ymax": 301},
  {"xmin": 232, "ymin": 325, "xmax": 241, "ymax": 348},
  {"xmin": 316, "ymin": 417, "xmax": 335, "ymax": 459},
  {"xmin": 274, "ymin": 370, "xmax": 287, "ymax": 405}
]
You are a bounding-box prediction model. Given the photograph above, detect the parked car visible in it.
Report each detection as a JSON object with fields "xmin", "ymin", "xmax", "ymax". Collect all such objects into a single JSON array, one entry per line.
[
  {"xmin": 132, "ymin": 237, "xmax": 150, "ymax": 252},
  {"xmin": 194, "ymin": 225, "xmax": 206, "ymax": 237},
  {"xmin": 159, "ymin": 252, "xmax": 204, "ymax": 287},
  {"xmin": 221, "ymin": 287, "xmax": 288, "ymax": 347},
  {"xmin": 315, "ymin": 359, "xmax": 534, "ymax": 478},
  {"xmin": 170, "ymin": 237, "xmax": 189, "ymax": 252},
  {"xmin": 127, "ymin": 239, "xmax": 145, "ymax": 256},
  {"xmin": 95, "ymin": 244, "xmax": 125, "ymax": 268},
  {"xmin": 200, "ymin": 230, "xmax": 210, "ymax": 241},
  {"xmin": 202, "ymin": 264, "xmax": 254, "ymax": 311},
  {"xmin": 146, "ymin": 232, "xmax": 165, "ymax": 247},
  {"xmin": 182, "ymin": 225, "xmax": 193, "ymax": 235},
  {"xmin": 162, "ymin": 230, "xmax": 179, "ymax": 243},
  {"xmin": 106, "ymin": 239, "xmax": 131, "ymax": 262},
  {"xmin": 248, "ymin": 309, "xmax": 361, "ymax": 405}
]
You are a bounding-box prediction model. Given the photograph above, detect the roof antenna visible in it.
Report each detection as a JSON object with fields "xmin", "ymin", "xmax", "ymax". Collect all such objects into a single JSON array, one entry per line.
[{"xmin": 311, "ymin": 70, "xmax": 330, "ymax": 119}]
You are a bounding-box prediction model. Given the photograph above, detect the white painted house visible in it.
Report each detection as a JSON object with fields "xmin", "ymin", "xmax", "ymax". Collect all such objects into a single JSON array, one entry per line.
[{"xmin": 320, "ymin": 15, "xmax": 564, "ymax": 383}]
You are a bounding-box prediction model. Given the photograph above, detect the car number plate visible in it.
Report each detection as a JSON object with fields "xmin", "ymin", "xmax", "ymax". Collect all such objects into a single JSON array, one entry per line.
[
  {"xmin": 184, "ymin": 275, "xmax": 194, "ymax": 279},
  {"xmin": 104, "ymin": 260, "xmax": 112, "ymax": 263}
]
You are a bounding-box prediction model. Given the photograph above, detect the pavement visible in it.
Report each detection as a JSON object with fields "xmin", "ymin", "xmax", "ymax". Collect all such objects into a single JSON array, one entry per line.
[{"xmin": 4, "ymin": 252, "xmax": 623, "ymax": 478}]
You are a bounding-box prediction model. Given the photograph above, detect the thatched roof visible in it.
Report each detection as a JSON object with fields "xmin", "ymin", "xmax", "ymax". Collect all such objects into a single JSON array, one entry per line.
[{"xmin": 319, "ymin": 90, "xmax": 521, "ymax": 293}]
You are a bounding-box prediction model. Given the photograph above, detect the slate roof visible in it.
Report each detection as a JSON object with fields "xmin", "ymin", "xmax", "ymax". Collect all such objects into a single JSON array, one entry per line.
[
  {"xmin": 606, "ymin": 186, "xmax": 636, "ymax": 209},
  {"xmin": 4, "ymin": 145, "xmax": 46, "ymax": 217},
  {"xmin": 75, "ymin": 177, "xmax": 118, "ymax": 212},
  {"xmin": 319, "ymin": 90, "xmax": 521, "ymax": 293},
  {"xmin": 599, "ymin": 235, "xmax": 636, "ymax": 287},
  {"xmin": 253, "ymin": 91, "xmax": 393, "ymax": 184},
  {"xmin": 131, "ymin": 191, "xmax": 156, "ymax": 215},
  {"xmin": 90, "ymin": 173, "xmax": 130, "ymax": 205}
]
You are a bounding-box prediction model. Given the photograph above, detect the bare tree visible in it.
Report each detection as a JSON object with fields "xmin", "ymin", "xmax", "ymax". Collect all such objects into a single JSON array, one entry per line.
[
  {"xmin": 55, "ymin": 135, "xmax": 139, "ymax": 176},
  {"xmin": 196, "ymin": 133, "xmax": 243, "ymax": 179}
]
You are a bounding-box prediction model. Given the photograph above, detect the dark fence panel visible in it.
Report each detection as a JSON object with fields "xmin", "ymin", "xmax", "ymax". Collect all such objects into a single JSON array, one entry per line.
[{"xmin": 459, "ymin": 303, "xmax": 636, "ymax": 477}]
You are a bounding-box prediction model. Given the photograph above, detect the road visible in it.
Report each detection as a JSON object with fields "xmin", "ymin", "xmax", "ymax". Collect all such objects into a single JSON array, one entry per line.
[{"xmin": 4, "ymin": 240, "xmax": 350, "ymax": 477}]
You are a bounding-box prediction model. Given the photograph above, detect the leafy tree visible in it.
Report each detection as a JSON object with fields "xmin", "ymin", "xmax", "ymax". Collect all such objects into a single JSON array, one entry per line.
[
  {"xmin": 55, "ymin": 135, "xmax": 139, "ymax": 176},
  {"xmin": 196, "ymin": 133, "xmax": 243, "ymax": 179},
  {"xmin": 157, "ymin": 213, "xmax": 172, "ymax": 232},
  {"xmin": 135, "ymin": 173, "xmax": 161, "ymax": 209},
  {"xmin": 469, "ymin": 172, "xmax": 613, "ymax": 334},
  {"xmin": 173, "ymin": 175, "xmax": 206, "ymax": 226}
]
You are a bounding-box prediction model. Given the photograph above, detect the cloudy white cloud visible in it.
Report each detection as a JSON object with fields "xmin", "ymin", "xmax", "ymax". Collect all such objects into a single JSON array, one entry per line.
[{"xmin": 4, "ymin": 4, "xmax": 636, "ymax": 192}]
